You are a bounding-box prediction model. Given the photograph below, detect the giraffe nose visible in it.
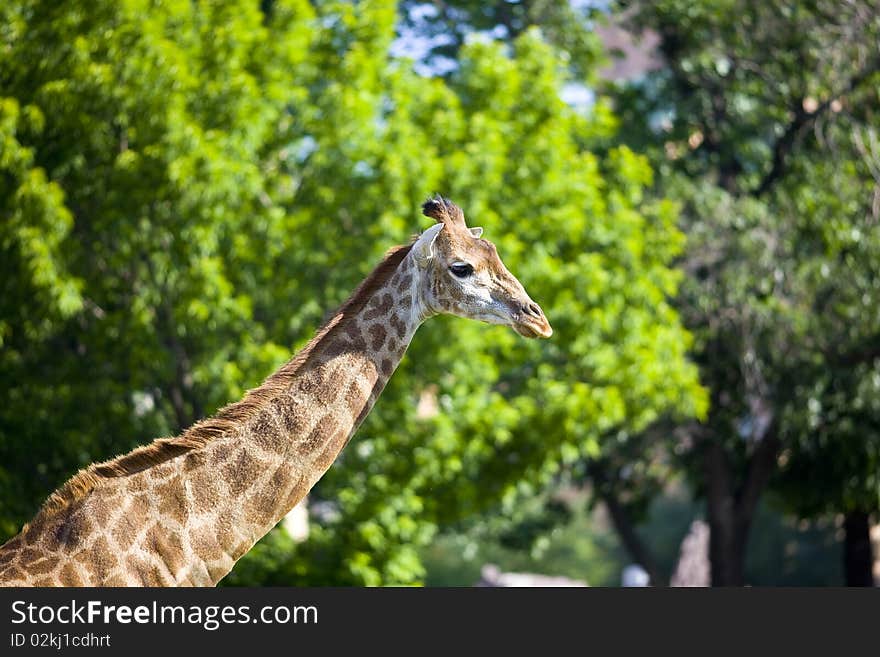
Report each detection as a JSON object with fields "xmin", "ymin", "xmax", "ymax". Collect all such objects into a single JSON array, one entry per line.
[{"xmin": 522, "ymin": 302, "xmax": 544, "ymax": 319}]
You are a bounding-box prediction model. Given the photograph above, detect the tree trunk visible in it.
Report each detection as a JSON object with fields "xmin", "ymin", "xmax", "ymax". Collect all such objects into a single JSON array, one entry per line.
[
  {"xmin": 704, "ymin": 441, "xmax": 746, "ymax": 585},
  {"xmin": 843, "ymin": 510, "xmax": 874, "ymax": 587},
  {"xmin": 702, "ymin": 424, "xmax": 780, "ymax": 586}
]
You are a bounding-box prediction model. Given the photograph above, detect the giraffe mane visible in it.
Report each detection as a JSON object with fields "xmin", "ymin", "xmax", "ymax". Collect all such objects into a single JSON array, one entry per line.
[{"xmin": 31, "ymin": 242, "xmax": 415, "ymax": 520}]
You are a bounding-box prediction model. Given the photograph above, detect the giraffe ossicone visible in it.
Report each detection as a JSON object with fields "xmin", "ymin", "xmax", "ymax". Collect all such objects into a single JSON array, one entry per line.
[{"xmin": 0, "ymin": 197, "xmax": 551, "ymax": 586}]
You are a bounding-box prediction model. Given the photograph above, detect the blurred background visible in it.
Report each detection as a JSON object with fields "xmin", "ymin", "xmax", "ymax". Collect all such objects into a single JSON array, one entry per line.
[{"xmin": 2, "ymin": 0, "xmax": 879, "ymax": 586}]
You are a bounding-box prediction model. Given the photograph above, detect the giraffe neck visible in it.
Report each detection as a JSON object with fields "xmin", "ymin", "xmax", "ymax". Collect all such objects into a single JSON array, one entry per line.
[
  {"xmin": 187, "ymin": 251, "xmax": 426, "ymax": 583},
  {"xmin": 0, "ymin": 249, "xmax": 428, "ymax": 586}
]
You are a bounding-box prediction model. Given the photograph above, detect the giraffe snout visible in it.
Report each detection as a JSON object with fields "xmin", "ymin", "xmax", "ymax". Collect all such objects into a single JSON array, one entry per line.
[
  {"xmin": 512, "ymin": 299, "xmax": 552, "ymax": 339},
  {"xmin": 521, "ymin": 301, "xmax": 544, "ymax": 319}
]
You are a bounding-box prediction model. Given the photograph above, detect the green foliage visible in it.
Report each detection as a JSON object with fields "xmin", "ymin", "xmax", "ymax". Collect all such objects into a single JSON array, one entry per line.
[
  {"xmin": 1, "ymin": 0, "xmax": 702, "ymax": 584},
  {"xmin": 397, "ymin": 0, "xmax": 606, "ymax": 81},
  {"xmin": 422, "ymin": 496, "xmax": 629, "ymax": 587},
  {"xmin": 1, "ymin": 0, "xmax": 316, "ymax": 536},
  {"xmin": 613, "ymin": 0, "xmax": 880, "ymax": 539}
]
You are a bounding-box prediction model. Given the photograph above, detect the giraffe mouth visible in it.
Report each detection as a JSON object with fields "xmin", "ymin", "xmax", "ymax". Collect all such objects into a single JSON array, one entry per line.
[
  {"xmin": 483, "ymin": 298, "xmax": 552, "ymax": 338},
  {"xmin": 511, "ymin": 314, "xmax": 553, "ymax": 339}
]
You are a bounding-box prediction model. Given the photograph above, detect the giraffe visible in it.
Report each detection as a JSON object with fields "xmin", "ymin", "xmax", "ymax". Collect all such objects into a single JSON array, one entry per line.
[{"xmin": 0, "ymin": 197, "xmax": 552, "ymax": 586}]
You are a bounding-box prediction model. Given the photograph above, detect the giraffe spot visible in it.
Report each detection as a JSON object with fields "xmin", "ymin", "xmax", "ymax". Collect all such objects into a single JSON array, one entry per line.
[
  {"xmin": 112, "ymin": 521, "xmax": 138, "ymax": 551},
  {"xmin": 145, "ymin": 523, "xmax": 186, "ymax": 576},
  {"xmin": 270, "ymin": 461, "xmax": 296, "ymax": 488},
  {"xmin": 322, "ymin": 363, "xmax": 349, "ymax": 405},
  {"xmin": 0, "ymin": 547, "xmax": 17, "ymax": 565},
  {"xmin": 246, "ymin": 466, "xmax": 297, "ymax": 528},
  {"xmin": 363, "ymin": 293, "xmax": 393, "ymax": 321},
  {"xmin": 297, "ymin": 414, "xmax": 340, "ymax": 457},
  {"xmin": 156, "ymin": 477, "xmax": 188, "ymax": 525},
  {"xmin": 398, "ymin": 294, "xmax": 412, "ymax": 311},
  {"xmin": 126, "ymin": 554, "xmax": 171, "ymax": 586},
  {"xmin": 96, "ymin": 488, "xmax": 123, "ymax": 509},
  {"xmin": 210, "ymin": 443, "xmax": 235, "ymax": 467},
  {"xmin": 313, "ymin": 356, "xmax": 338, "ymax": 378},
  {"xmin": 315, "ymin": 418, "xmax": 355, "ymax": 471},
  {"xmin": 216, "ymin": 519, "xmax": 238, "ymax": 557},
  {"xmin": 18, "ymin": 546, "xmax": 42, "ymax": 564},
  {"xmin": 222, "ymin": 449, "xmax": 264, "ymax": 496},
  {"xmin": 389, "ymin": 314, "xmax": 407, "ymax": 339},
  {"xmin": 272, "ymin": 394, "xmax": 310, "ymax": 437},
  {"xmin": 251, "ymin": 461, "xmax": 300, "ymax": 524},
  {"xmin": 368, "ymin": 323, "xmax": 387, "ymax": 351},
  {"xmin": 127, "ymin": 473, "xmax": 150, "ymax": 492},
  {"xmin": 343, "ymin": 320, "xmax": 364, "ymax": 341},
  {"xmin": 1, "ymin": 565, "xmax": 26, "ymax": 581},
  {"xmin": 86, "ymin": 500, "xmax": 113, "ymax": 528},
  {"xmin": 76, "ymin": 536, "xmax": 118, "ymax": 584},
  {"xmin": 183, "ymin": 451, "xmax": 207, "ymax": 472},
  {"xmin": 381, "ymin": 358, "xmax": 394, "ymax": 377},
  {"xmin": 295, "ymin": 369, "xmax": 319, "ymax": 394},
  {"xmin": 244, "ymin": 496, "xmax": 277, "ymax": 529},
  {"xmin": 344, "ymin": 378, "xmax": 367, "ymax": 417},
  {"xmin": 251, "ymin": 408, "xmax": 286, "ymax": 452},
  {"xmin": 33, "ymin": 576, "xmax": 56, "ymax": 586},
  {"xmin": 24, "ymin": 555, "xmax": 60, "ymax": 576},
  {"xmin": 362, "ymin": 358, "xmax": 379, "ymax": 380},
  {"xmin": 59, "ymin": 562, "xmax": 85, "ymax": 586},
  {"xmin": 396, "ymin": 272, "xmax": 413, "ymax": 293},
  {"xmin": 321, "ymin": 339, "xmax": 347, "ymax": 359},
  {"xmin": 189, "ymin": 469, "xmax": 221, "ymax": 512},
  {"xmin": 36, "ymin": 514, "xmax": 67, "ymax": 551},
  {"xmin": 340, "ymin": 323, "xmax": 367, "ymax": 351},
  {"xmin": 189, "ymin": 526, "xmax": 224, "ymax": 563},
  {"xmin": 54, "ymin": 511, "xmax": 92, "ymax": 549},
  {"xmin": 282, "ymin": 477, "xmax": 310, "ymax": 513},
  {"xmin": 112, "ymin": 496, "xmax": 150, "ymax": 550},
  {"xmin": 385, "ymin": 336, "xmax": 399, "ymax": 354},
  {"xmin": 104, "ymin": 574, "xmax": 129, "ymax": 586},
  {"xmin": 132, "ymin": 492, "xmax": 152, "ymax": 516}
]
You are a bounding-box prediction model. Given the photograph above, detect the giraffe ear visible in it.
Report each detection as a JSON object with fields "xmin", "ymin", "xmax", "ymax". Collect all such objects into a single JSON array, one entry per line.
[
  {"xmin": 469, "ymin": 227, "xmax": 483, "ymax": 238},
  {"xmin": 412, "ymin": 223, "xmax": 444, "ymax": 268}
]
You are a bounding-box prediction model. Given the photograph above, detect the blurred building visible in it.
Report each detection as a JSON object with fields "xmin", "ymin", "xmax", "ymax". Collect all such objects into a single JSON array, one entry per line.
[{"xmin": 594, "ymin": 19, "xmax": 662, "ymax": 82}]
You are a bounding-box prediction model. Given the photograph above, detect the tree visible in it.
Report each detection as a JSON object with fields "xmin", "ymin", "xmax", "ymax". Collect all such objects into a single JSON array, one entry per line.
[
  {"xmin": 612, "ymin": 0, "xmax": 880, "ymax": 585},
  {"xmin": 224, "ymin": 2, "xmax": 707, "ymax": 584},
  {"xmin": 1, "ymin": 0, "xmax": 703, "ymax": 585},
  {"xmin": 1, "ymin": 0, "xmax": 317, "ymax": 537}
]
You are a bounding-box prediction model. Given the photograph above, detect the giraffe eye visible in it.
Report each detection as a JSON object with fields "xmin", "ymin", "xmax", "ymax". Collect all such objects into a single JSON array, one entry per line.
[{"xmin": 450, "ymin": 263, "xmax": 474, "ymax": 278}]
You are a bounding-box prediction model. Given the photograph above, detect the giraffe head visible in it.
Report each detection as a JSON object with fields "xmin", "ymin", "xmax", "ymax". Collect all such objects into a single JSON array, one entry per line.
[{"xmin": 412, "ymin": 196, "xmax": 552, "ymax": 339}]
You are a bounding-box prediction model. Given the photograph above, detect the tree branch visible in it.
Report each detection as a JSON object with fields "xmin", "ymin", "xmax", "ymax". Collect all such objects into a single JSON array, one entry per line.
[
  {"xmin": 142, "ymin": 251, "xmax": 202, "ymax": 432},
  {"xmin": 735, "ymin": 419, "xmax": 781, "ymax": 532},
  {"xmin": 829, "ymin": 334, "xmax": 880, "ymax": 368},
  {"xmin": 753, "ymin": 54, "xmax": 880, "ymax": 196}
]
